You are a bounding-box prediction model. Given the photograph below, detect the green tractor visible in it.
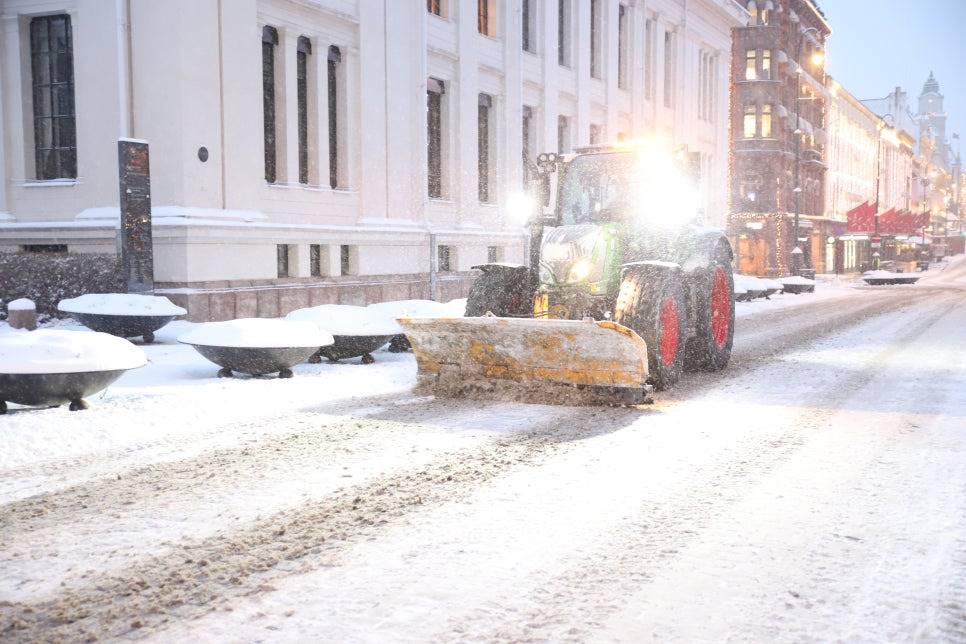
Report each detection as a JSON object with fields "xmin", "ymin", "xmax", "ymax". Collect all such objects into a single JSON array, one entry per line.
[{"xmin": 399, "ymin": 142, "xmax": 735, "ymax": 404}]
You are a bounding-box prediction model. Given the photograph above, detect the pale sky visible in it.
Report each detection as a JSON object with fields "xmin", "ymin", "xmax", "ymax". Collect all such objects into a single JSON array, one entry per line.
[{"xmin": 820, "ymin": 0, "xmax": 966, "ymax": 157}]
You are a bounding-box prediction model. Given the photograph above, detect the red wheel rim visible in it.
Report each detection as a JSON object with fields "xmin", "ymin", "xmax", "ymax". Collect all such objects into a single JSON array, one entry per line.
[
  {"xmin": 659, "ymin": 298, "xmax": 680, "ymax": 366},
  {"xmin": 710, "ymin": 267, "xmax": 731, "ymax": 348}
]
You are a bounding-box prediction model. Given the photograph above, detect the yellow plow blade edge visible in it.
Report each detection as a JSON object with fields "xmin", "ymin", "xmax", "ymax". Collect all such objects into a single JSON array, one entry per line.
[{"xmin": 397, "ymin": 317, "xmax": 651, "ymax": 405}]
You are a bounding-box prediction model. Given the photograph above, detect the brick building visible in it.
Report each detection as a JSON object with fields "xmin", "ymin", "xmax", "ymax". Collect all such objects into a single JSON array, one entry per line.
[{"xmin": 727, "ymin": 0, "xmax": 831, "ymax": 276}]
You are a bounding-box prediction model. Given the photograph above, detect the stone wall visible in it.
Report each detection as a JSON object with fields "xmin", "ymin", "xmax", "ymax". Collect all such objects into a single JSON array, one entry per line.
[{"xmin": 158, "ymin": 272, "xmax": 478, "ymax": 322}]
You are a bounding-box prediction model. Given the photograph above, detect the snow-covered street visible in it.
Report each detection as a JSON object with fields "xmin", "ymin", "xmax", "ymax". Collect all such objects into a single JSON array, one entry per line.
[{"xmin": 2, "ymin": 260, "xmax": 966, "ymax": 643}]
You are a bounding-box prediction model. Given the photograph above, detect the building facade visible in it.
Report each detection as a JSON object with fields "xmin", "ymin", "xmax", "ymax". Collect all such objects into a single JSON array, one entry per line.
[
  {"xmin": 824, "ymin": 79, "xmax": 917, "ymax": 272},
  {"xmin": 0, "ymin": 0, "xmax": 743, "ymax": 320},
  {"xmin": 728, "ymin": 0, "xmax": 831, "ymax": 276}
]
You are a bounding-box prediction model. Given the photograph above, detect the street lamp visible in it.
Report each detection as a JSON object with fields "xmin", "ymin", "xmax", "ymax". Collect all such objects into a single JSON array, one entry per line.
[{"xmin": 791, "ymin": 26, "xmax": 824, "ymax": 275}]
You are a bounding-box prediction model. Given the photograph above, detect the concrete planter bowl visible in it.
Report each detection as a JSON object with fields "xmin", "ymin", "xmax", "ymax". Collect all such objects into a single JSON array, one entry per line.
[
  {"xmin": 0, "ymin": 370, "xmax": 130, "ymax": 413},
  {"xmin": 0, "ymin": 329, "xmax": 146, "ymax": 413},
  {"xmin": 178, "ymin": 318, "xmax": 334, "ymax": 378},
  {"xmin": 186, "ymin": 344, "xmax": 321, "ymax": 378},
  {"xmin": 58, "ymin": 294, "xmax": 186, "ymax": 343},
  {"xmin": 862, "ymin": 272, "xmax": 922, "ymax": 286},
  {"xmin": 312, "ymin": 334, "xmax": 395, "ymax": 365},
  {"xmin": 64, "ymin": 311, "xmax": 180, "ymax": 343},
  {"xmin": 286, "ymin": 304, "xmax": 403, "ymax": 365}
]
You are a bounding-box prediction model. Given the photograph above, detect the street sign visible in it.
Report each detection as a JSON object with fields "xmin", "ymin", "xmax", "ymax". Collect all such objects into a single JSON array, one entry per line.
[
  {"xmin": 871, "ymin": 235, "xmax": 882, "ymax": 249},
  {"xmin": 118, "ymin": 139, "xmax": 153, "ymax": 293}
]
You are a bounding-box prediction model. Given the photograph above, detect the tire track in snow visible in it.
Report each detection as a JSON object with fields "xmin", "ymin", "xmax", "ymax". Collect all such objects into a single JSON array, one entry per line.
[
  {"xmin": 0, "ymin": 287, "xmax": 950, "ymax": 641},
  {"xmin": 0, "ymin": 404, "xmax": 647, "ymax": 642},
  {"xmin": 464, "ymin": 292, "xmax": 963, "ymax": 642}
]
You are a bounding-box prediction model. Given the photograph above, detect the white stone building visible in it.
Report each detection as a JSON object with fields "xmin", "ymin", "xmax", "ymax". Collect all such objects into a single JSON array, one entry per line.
[{"xmin": 0, "ymin": 0, "xmax": 743, "ymax": 319}]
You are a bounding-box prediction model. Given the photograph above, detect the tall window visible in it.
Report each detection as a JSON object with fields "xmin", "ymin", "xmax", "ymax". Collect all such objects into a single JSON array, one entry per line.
[
  {"xmin": 761, "ymin": 104, "xmax": 773, "ymax": 138},
  {"xmin": 761, "ymin": 49, "xmax": 771, "ymax": 79},
  {"xmin": 557, "ymin": 115, "xmax": 570, "ymax": 153},
  {"xmin": 745, "ymin": 50, "xmax": 756, "ymax": 80},
  {"xmin": 617, "ymin": 5, "xmax": 629, "ymax": 89},
  {"xmin": 427, "ymin": 0, "xmax": 442, "ymax": 16},
  {"xmin": 277, "ymin": 244, "xmax": 291, "ymax": 278},
  {"xmin": 558, "ymin": 0, "xmax": 571, "ymax": 67},
  {"xmin": 589, "ymin": 124, "xmax": 602, "ymax": 145},
  {"xmin": 698, "ymin": 51, "xmax": 716, "ymax": 122},
  {"xmin": 327, "ymin": 45, "xmax": 342, "ymax": 189},
  {"xmin": 30, "ymin": 15, "xmax": 76, "ymax": 180},
  {"xmin": 262, "ymin": 26, "xmax": 278, "ymax": 183},
  {"xmin": 427, "ymin": 78, "xmax": 444, "ymax": 198},
  {"xmin": 478, "ymin": 94, "xmax": 492, "ymax": 203},
  {"xmin": 644, "ymin": 18, "xmax": 655, "ymax": 99},
  {"xmin": 522, "ymin": 0, "xmax": 534, "ymax": 53},
  {"xmin": 743, "ymin": 105, "xmax": 756, "ymax": 138},
  {"xmin": 478, "ymin": 0, "xmax": 490, "ymax": 35},
  {"xmin": 663, "ymin": 30, "xmax": 675, "ymax": 108},
  {"xmin": 522, "ymin": 105, "xmax": 533, "ymax": 183},
  {"xmin": 310, "ymin": 244, "xmax": 322, "ymax": 277},
  {"xmin": 296, "ymin": 36, "xmax": 311, "ymax": 185},
  {"xmin": 590, "ymin": 0, "xmax": 602, "ymax": 79}
]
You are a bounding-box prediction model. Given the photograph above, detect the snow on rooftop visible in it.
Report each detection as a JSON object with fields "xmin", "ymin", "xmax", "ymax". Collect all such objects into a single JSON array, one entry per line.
[
  {"xmin": 0, "ymin": 329, "xmax": 146, "ymax": 374},
  {"xmin": 58, "ymin": 294, "xmax": 186, "ymax": 317},
  {"xmin": 177, "ymin": 318, "xmax": 333, "ymax": 349}
]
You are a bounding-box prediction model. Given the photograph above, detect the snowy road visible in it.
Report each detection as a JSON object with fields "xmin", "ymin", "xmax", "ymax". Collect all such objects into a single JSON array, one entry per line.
[{"xmin": 2, "ymin": 260, "xmax": 966, "ymax": 642}]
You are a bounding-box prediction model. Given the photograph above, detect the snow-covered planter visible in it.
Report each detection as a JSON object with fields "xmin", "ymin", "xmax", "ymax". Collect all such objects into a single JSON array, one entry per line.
[
  {"xmin": 178, "ymin": 318, "xmax": 333, "ymax": 378},
  {"xmin": 365, "ymin": 299, "xmax": 466, "ymax": 352},
  {"xmin": 779, "ymin": 275, "xmax": 816, "ymax": 294},
  {"xmin": 861, "ymin": 270, "xmax": 921, "ymax": 286},
  {"xmin": 0, "ymin": 329, "xmax": 146, "ymax": 413},
  {"xmin": 58, "ymin": 293, "xmax": 187, "ymax": 343},
  {"xmin": 286, "ymin": 304, "xmax": 398, "ymax": 364},
  {"xmin": 734, "ymin": 276, "xmax": 784, "ymax": 301}
]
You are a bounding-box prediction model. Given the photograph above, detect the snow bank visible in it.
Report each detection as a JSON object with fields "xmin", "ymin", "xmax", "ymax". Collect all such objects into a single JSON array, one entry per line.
[
  {"xmin": 286, "ymin": 304, "xmax": 401, "ymax": 336},
  {"xmin": 0, "ymin": 329, "xmax": 146, "ymax": 374},
  {"xmin": 58, "ymin": 293, "xmax": 186, "ymax": 317},
  {"xmin": 779, "ymin": 275, "xmax": 816, "ymax": 286},
  {"xmin": 177, "ymin": 318, "xmax": 333, "ymax": 348},
  {"xmin": 443, "ymin": 298, "xmax": 467, "ymax": 316},
  {"xmin": 7, "ymin": 298, "xmax": 35, "ymax": 311}
]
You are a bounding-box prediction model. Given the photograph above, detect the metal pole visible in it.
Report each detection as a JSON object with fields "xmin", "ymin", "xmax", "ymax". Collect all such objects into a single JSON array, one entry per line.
[
  {"xmin": 429, "ymin": 232, "xmax": 438, "ymax": 301},
  {"xmin": 792, "ymin": 36, "xmax": 803, "ymax": 275}
]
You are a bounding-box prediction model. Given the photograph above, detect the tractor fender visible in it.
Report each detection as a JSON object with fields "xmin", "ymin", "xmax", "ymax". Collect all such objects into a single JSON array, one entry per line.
[
  {"xmin": 471, "ymin": 262, "xmax": 529, "ymax": 274},
  {"xmin": 678, "ymin": 228, "xmax": 733, "ymax": 275},
  {"xmin": 619, "ymin": 260, "xmax": 681, "ymax": 280}
]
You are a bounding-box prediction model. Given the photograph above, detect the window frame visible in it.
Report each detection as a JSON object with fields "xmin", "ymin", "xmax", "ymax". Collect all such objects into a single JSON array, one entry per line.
[
  {"xmin": 617, "ymin": 4, "xmax": 629, "ymax": 89},
  {"xmin": 590, "ymin": 0, "xmax": 603, "ymax": 79},
  {"xmin": 327, "ymin": 45, "xmax": 342, "ymax": 189},
  {"xmin": 262, "ymin": 26, "xmax": 279, "ymax": 184},
  {"xmin": 477, "ymin": 93, "xmax": 493, "ymax": 203},
  {"xmin": 296, "ymin": 36, "xmax": 312, "ymax": 185},
  {"xmin": 29, "ymin": 14, "xmax": 77, "ymax": 181},
  {"xmin": 427, "ymin": 78, "xmax": 445, "ymax": 199}
]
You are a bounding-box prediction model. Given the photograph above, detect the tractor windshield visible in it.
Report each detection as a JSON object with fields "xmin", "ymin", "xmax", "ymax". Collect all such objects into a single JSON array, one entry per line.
[{"xmin": 557, "ymin": 152, "xmax": 638, "ymax": 226}]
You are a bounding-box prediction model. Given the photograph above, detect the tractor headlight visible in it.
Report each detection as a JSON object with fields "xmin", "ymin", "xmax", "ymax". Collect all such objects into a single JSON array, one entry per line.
[{"xmin": 568, "ymin": 259, "xmax": 593, "ymax": 282}]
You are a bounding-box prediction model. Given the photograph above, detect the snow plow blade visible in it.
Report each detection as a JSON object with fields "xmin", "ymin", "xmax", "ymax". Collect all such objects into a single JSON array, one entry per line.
[{"xmin": 397, "ymin": 317, "xmax": 651, "ymax": 405}]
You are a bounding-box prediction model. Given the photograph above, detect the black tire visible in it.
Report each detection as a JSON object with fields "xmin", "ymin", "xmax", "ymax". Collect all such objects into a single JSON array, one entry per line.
[
  {"xmin": 465, "ymin": 267, "xmax": 533, "ymax": 317},
  {"xmin": 614, "ymin": 267, "xmax": 687, "ymax": 391},
  {"xmin": 684, "ymin": 252, "xmax": 735, "ymax": 372}
]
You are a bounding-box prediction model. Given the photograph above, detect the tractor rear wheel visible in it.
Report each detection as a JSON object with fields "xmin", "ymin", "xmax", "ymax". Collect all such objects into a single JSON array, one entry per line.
[
  {"xmin": 614, "ymin": 267, "xmax": 686, "ymax": 391},
  {"xmin": 685, "ymin": 253, "xmax": 735, "ymax": 371}
]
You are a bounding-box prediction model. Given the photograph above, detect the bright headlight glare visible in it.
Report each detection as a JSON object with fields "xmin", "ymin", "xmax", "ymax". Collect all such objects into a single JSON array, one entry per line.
[
  {"xmin": 506, "ymin": 192, "xmax": 537, "ymax": 226},
  {"xmin": 568, "ymin": 259, "xmax": 593, "ymax": 282},
  {"xmin": 634, "ymin": 152, "xmax": 699, "ymax": 228}
]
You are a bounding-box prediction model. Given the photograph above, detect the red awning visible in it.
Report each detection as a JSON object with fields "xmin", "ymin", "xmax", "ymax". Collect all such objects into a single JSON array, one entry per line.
[{"xmin": 846, "ymin": 201, "xmax": 874, "ymax": 233}]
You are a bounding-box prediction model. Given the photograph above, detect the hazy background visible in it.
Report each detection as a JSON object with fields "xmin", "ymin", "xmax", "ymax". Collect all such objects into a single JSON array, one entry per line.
[{"xmin": 821, "ymin": 0, "xmax": 965, "ymax": 156}]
